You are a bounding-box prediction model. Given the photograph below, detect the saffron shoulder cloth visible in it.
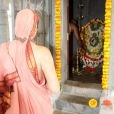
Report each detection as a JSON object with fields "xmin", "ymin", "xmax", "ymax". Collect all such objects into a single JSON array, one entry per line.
[{"xmin": 0, "ymin": 42, "xmax": 20, "ymax": 114}]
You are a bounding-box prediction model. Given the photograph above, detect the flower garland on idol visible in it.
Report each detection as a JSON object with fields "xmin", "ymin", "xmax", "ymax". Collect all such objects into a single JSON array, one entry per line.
[
  {"xmin": 102, "ymin": 0, "xmax": 112, "ymax": 90},
  {"xmin": 81, "ymin": 18, "xmax": 104, "ymax": 74},
  {"xmin": 55, "ymin": 0, "xmax": 61, "ymax": 82}
]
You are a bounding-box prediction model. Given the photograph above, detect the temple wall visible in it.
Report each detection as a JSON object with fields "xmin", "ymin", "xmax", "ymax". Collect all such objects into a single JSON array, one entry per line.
[
  {"xmin": 99, "ymin": 1, "xmax": 114, "ymax": 113},
  {"xmin": 51, "ymin": 0, "xmax": 68, "ymax": 109},
  {"xmin": 14, "ymin": 0, "xmax": 49, "ymax": 47},
  {"xmin": 61, "ymin": 0, "xmax": 68, "ymax": 84},
  {"xmin": 108, "ymin": 0, "xmax": 114, "ymax": 90},
  {"xmin": 0, "ymin": 0, "xmax": 52, "ymax": 48},
  {"xmin": 0, "ymin": 0, "xmax": 10, "ymax": 44}
]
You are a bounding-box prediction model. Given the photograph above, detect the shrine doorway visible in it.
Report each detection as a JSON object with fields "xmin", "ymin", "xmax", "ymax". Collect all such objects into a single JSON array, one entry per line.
[{"xmin": 68, "ymin": 0, "xmax": 106, "ymax": 84}]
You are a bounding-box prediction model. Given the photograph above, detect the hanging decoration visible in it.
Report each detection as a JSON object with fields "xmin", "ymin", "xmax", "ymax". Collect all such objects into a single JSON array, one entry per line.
[
  {"xmin": 54, "ymin": 0, "xmax": 61, "ymax": 82},
  {"xmin": 102, "ymin": 0, "xmax": 112, "ymax": 90},
  {"xmin": 77, "ymin": 0, "xmax": 84, "ymax": 32},
  {"xmin": 81, "ymin": 18, "xmax": 104, "ymax": 74}
]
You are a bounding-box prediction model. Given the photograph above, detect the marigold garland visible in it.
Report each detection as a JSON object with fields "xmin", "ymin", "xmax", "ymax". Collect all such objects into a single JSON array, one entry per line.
[
  {"xmin": 102, "ymin": 0, "xmax": 112, "ymax": 90},
  {"xmin": 81, "ymin": 18, "xmax": 104, "ymax": 74},
  {"xmin": 55, "ymin": 0, "xmax": 61, "ymax": 82}
]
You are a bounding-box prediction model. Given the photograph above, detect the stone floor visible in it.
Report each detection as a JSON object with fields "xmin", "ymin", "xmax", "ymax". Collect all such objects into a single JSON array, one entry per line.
[
  {"xmin": 54, "ymin": 80, "xmax": 102, "ymax": 114},
  {"xmin": 69, "ymin": 73, "xmax": 102, "ymax": 84},
  {"xmin": 99, "ymin": 105, "xmax": 114, "ymax": 114},
  {"xmin": 53, "ymin": 110, "xmax": 78, "ymax": 114}
]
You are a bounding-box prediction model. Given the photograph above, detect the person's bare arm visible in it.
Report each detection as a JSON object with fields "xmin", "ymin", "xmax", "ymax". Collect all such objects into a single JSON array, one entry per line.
[
  {"xmin": 71, "ymin": 24, "xmax": 82, "ymax": 47},
  {"xmin": 71, "ymin": 23, "xmax": 85, "ymax": 53},
  {"xmin": 41, "ymin": 47, "xmax": 60, "ymax": 94}
]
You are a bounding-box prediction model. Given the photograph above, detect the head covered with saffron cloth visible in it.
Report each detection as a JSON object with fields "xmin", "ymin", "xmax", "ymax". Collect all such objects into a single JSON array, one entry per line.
[{"xmin": 15, "ymin": 9, "xmax": 38, "ymax": 39}]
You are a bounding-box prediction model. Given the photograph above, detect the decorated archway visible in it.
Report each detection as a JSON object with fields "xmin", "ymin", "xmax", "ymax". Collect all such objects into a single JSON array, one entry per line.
[{"xmin": 54, "ymin": 0, "xmax": 112, "ymax": 90}]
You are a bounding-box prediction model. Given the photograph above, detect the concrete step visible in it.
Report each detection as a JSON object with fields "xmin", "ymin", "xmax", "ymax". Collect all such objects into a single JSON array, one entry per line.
[
  {"xmin": 63, "ymin": 80, "xmax": 102, "ymax": 98},
  {"xmin": 55, "ymin": 92, "xmax": 100, "ymax": 114},
  {"xmin": 53, "ymin": 109, "xmax": 79, "ymax": 114}
]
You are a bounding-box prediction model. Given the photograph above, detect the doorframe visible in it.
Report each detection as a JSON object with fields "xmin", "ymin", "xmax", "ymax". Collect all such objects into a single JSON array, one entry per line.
[{"xmin": 67, "ymin": 2, "xmax": 69, "ymax": 80}]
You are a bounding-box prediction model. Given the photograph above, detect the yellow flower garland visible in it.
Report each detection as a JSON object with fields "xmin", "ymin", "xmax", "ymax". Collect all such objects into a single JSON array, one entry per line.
[
  {"xmin": 102, "ymin": 0, "xmax": 112, "ymax": 90},
  {"xmin": 55, "ymin": 0, "xmax": 61, "ymax": 82}
]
